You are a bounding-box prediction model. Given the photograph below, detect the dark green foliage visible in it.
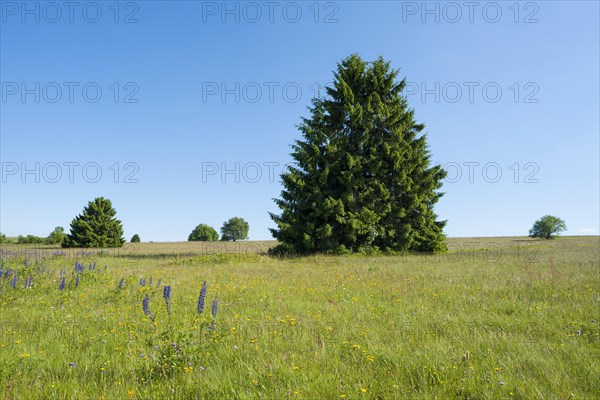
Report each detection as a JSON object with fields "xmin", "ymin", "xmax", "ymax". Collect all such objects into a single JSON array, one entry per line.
[
  {"xmin": 269, "ymin": 54, "xmax": 447, "ymax": 255},
  {"xmin": 6, "ymin": 229, "xmax": 64, "ymax": 245},
  {"xmin": 220, "ymin": 217, "xmax": 249, "ymax": 242},
  {"xmin": 529, "ymin": 215, "xmax": 567, "ymax": 239},
  {"xmin": 131, "ymin": 234, "xmax": 141, "ymax": 243},
  {"xmin": 188, "ymin": 224, "xmax": 219, "ymax": 241},
  {"xmin": 63, "ymin": 197, "xmax": 125, "ymax": 248},
  {"xmin": 47, "ymin": 226, "xmax": 67, "ymax": 245},
  {"xmin": 17, "ymin": 235, "xmax": 46, "ymax": 244}
]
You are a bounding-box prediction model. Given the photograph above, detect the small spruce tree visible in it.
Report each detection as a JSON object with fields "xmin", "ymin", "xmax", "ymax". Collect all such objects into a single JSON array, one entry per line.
[{"xmin": 63, "ymin": 197, "xmax": 125, "ymax": 248}]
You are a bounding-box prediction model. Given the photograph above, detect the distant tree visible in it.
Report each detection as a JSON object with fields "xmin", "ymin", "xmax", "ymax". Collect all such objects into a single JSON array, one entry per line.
[
  {"xmin": 188, "ymin": 224, "xmax": 219, "ymax": 241},
  {"xmin": 131, "ymin": 234, "xmax": 141, "ymax": 243},
  {"xmin": 63, "ymin": 197, "xmax": 125, "ymax": 248},
  {"xmin": 47, "ymin": 226, "xmax": 67, "ymax": 245},
  {"xmin": 0, "ymin": 232, "xmax": 6, "ymax": 243},
  {"xmin": 220, "ymin": 217, "xmax": 249, "ymax": 242},
  {"xmin": 529, "ymin": 215, "xmax": 567, "ymax": 239}
]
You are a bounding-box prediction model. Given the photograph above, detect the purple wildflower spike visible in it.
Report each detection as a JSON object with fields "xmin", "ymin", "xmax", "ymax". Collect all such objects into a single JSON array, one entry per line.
[
  {"xmin": 11, "ymin": 275, "xmax": 17, "ymax": 289},
  {"xmin": 163, "ymin": 285, "xmax": 171, "ymax": 315},
  {"xmin": 142, "ymin": 294, "xmax": 154, "ymax": 321},
  {"xmin": 25, "ymin": 274, "xmax": 33, "ymax": 289},
  {"xmin": 118, "ymin": 277, "xmax": 125, "ymax": 289},
  {"xmin": 197, "ymin": 281, "xmax": 207, "ymax": 314},
  {"xmin": 211, "ymin": 297, "xmax": 218, "ymax": 318},
  {"xmin": 59, "ymin": 276, "xmax": 66, "ymax": 291}
]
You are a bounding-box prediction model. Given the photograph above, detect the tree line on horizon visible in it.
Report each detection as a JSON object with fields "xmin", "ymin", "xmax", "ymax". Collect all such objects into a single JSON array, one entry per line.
[
  {"xmin": 0, "ymin": 55, "xmax": 570, "ymax": 252},
  {"xmin": 0, "ymin": 207, "xmax": 567, "ymax": 248},
  {"xmin": 0, "ymin": 198, "xmax": 250, "ymax": 247}
]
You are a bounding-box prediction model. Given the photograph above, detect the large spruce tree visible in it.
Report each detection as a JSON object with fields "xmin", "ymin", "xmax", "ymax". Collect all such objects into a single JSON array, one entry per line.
[
  {"xmin": 63, "ymin": 197, "xmax": 125, "ymax": 248},
  {"xmin": 269, "ymin": 54, "xmax": 447, "ymax": 255}
]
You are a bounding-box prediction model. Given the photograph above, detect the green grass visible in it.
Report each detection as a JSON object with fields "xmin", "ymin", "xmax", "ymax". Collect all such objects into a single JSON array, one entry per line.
[{"xmin": 1, "ymin": 237, "xmax": 598, "ymax": 399}]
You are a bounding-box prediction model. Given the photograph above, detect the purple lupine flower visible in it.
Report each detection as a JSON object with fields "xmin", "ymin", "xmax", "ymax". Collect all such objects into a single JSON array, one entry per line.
[
  {"xmin": 209, "ymin": 297, "xmax": 218, "ymax": 331},
  {"xmin": 25, "ymin": 274, "xmax": 33, "ymax": 289},
  {"xmin": 139, "ymin": 277, "xmax": 145, "ymax": 286},
  {"xmin": 156, "ymin": 278, "xmax": 162, "ymax": 287},
  {"xmin": 59, "ymin": 276, "xmax": 66, "ymax": 291},
  {"xmin": 118, "ymin": 277, "xmax": 125, "ymax": 289},
  {"xmin": 11, "ymin": 275, "xmax": 17, "ymax": 289},
  {"xmin": 212, "ymin": 297, "xmax": 218, "ymax": 318},
  {"xmin": 197, "ymin": 281, "xmax": 207, "ymax": 314},
  {"xmin": 75, "ymin": 274, "xmax": 80, "ymax": 288},
  {"xmin": 163, "ymin": 285, "xmax": 171, "ymax": 315},
  {"xmin": 142, "ymin": 294, "xmax": 154, "ymax": 321}
]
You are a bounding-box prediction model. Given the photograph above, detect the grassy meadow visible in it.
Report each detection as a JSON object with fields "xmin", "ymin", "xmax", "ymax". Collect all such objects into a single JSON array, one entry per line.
[{"xmin": 0, "ymin": 236, "xmax": 598, "ymax": 399}]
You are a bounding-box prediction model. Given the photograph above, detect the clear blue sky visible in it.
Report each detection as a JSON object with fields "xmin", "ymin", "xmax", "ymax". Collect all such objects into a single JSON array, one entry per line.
[{"xmin": 1, "ymin": 1, "xmax": 598, "ymax": 241}]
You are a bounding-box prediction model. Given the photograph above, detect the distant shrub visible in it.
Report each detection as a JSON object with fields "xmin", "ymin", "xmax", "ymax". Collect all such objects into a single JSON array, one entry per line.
[
  {"xmin": 529, "ymin": 215, "xmax": 567, "ymax": 239},
  {"xmin": 189, "ymin": 224, "xmax": 219, "ymax": 241},
  {"xmin": 131, "ymin": 234, "xmax": 141, "ymax": 243},
  {"xmin": 220, "ymin": 217, "xmax": 249, "ymax": 242},
  {"xmin": 47, "ymin": 227, "xmax": 67, "ymax": 245},
  {"xmin": 18, "ymin": 234, "xmax": 46, "ymax": 244}
]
